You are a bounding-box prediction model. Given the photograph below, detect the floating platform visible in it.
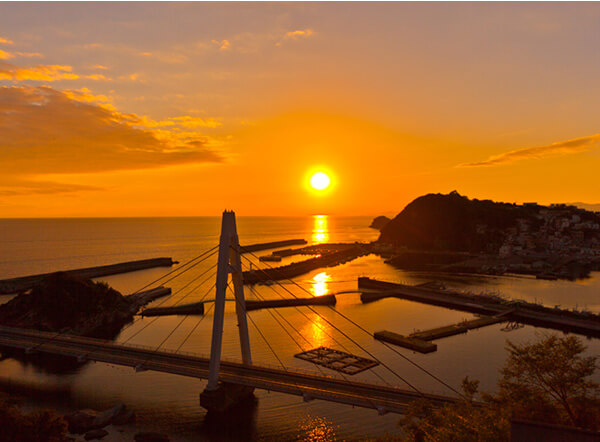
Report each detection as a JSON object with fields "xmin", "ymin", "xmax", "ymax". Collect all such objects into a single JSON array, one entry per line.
[
  {"xmin": 359, "ymin": 277, "xmax": 600, "ymax": 338},
  {"xmin": 410, "ymin": 324, "xmax": 468, "ymax": 341},
  {"xmin": 141, "ymin": 301, "xmax": 205, "ymax": 317},
  {"xmin": 245, "ymin": 294, "xmax": 336, "ymax": 311},
  {"xmin": 0, "ymin": 258, "xmax": 177, "ymax": 294},
  {"xmin": 294, "ymin": 346, "xmax": 379, "ymax": 374},
  {"xmin": 241, "ymin": 239, "xmax": 307, "ymax": 253},
  {"xmin": 374, "ymin": 331, "xmax": 437, "ymax": 354}
]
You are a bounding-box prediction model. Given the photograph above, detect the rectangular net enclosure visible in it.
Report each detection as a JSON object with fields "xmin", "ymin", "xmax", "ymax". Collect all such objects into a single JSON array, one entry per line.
[{"xmin": 294, "ymin": 346, "xmax": 379, "ymax": 375}]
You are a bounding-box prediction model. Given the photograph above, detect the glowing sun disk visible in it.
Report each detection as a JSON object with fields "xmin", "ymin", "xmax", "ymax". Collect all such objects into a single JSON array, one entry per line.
[{"xmin": 310, "ymin": 172, "xmax": 330, "ymax": 190}]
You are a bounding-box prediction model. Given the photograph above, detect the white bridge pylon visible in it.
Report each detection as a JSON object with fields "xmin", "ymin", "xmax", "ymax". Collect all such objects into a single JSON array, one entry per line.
[{"xmin": 206, "ymin": 211, "xmax": 252, "ymax": 391}]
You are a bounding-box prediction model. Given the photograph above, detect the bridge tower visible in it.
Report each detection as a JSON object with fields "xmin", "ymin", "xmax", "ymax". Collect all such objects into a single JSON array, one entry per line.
[{"xmin": 200, "ymin": 211, "xmax": 255, "ymax": 413}]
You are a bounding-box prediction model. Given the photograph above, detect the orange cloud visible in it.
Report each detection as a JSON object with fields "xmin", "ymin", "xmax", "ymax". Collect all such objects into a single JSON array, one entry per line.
[
  {"xmin": 92, "ymin": 64, "xmax": 109, "ymax": 70},
  {"xmin": 0, "ymin": 178, "xmax": 101, "ymax": 197},
  {"xmin": 285, "ymin": 29, "xmax": 314, "ymax": 39},
  {"xmin": 84, "ymin": 74, "xmax": 112, "ymax": 81},
  {"xmin": 460, "ymin": 133, "xmax": 600, "ymax": 167},
  {"xmin": 0, "ymin": 49, "xmax": 14, "ymax": 60},
  {"xmin": 0, "ymin": 86, "xmax": 224, "ymax": 177},
  {"xmin": 276, "ymin": 29, "xmax": 315, "ymax": 47},
  {"xmin": 211, "ymin": 39, "xmax": 231, "ymax": 51},
  {"xmin": 169, "ymin": 116, "xmax": 221, "ymax": 128},
  {"xmin": 0, "ymin": 62, "xmax": 79, "ymax": 81},
  {"xmin": 0, "ymin": 37, "xmax": 13, "ymax": 45},
  {"xmin": 14, "ymin": 52, "xmax": 43, "ymax": 58}
]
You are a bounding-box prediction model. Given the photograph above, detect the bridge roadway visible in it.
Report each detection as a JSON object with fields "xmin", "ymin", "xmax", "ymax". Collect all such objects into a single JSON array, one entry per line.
[{"xmin": 0, "ymin": 325, "xmax": 457, "ymax": 414}]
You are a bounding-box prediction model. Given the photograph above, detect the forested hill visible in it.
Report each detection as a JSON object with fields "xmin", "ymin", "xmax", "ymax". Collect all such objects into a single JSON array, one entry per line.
[{"xmin": 378, "ymin": 191, "xmax": 539, "ymax": 253}]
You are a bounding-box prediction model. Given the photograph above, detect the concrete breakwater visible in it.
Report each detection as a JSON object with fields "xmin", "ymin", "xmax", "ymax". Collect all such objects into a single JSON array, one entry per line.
[
  {"xmin": 245, "ymin": 294, "xmax": 336, "ymax": 311},
  {"xmin": 140, "ymin": 294, "xmax": 337, "ymax": 316},
  {"xmin": 126, "ymin": 286, "xmax": 171, "ymax": 313},
  {"xmin": 360, "ymin": 277, "xmax": 600, "ymax": 338},
  {"xmin": 241, "ymin": 239, "xmax": 307, "ymax": 253},
  {"xmin": 141, "ymin": 301, "xmax": 205, "ymax": 317},
  {"xmin": 0, "ymin": 258, "xmax": 177, "ymax": 294},
  {"xmin": 243, "ymin": 246, "xmax": 370, "ymax": 284}
]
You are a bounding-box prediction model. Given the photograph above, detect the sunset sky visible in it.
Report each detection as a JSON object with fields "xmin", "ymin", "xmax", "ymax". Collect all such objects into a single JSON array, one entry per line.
[{"xmin": 1, "ymin": 2, "xmax": 599, "ymax": 217}]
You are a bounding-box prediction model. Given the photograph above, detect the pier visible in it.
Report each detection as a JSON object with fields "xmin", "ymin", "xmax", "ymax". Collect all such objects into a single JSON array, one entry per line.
[
  {"xmin": 240, "ymin": 239, "xmax": 307, "ymax": 253},
  {"xmin": 245, "ymin": 294, "xmax": 336, "ymax": 311},
  {"xmin": 375, "ymin": 316, "xmax": 507, "ymax": 353},
  {"xmin": 360, "ymin": 278, "xmax": 600, "ymax": 338},
  {"xmin": 141, "ymin": 301, "xmax": 205, "ymax": 317},
  {"xmin": 139, "ymin": 294, "xmax": 337, "ymax": 316},
  {"xmin": 127, "ymin": 286, "xmax": 172, "ymax": 312},
  {"xmin": 243, "ymin": 246, "xmax": 369, "ymax": 284},
  {"xmin": 0, "ymin": 258, "xmax": 177, "ymax": 294}
]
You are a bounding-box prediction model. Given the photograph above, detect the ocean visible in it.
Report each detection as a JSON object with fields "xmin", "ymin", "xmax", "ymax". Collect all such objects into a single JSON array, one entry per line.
[{"xmin": 1, "ymin": 216, "xmax": 599, "ymax": 441}]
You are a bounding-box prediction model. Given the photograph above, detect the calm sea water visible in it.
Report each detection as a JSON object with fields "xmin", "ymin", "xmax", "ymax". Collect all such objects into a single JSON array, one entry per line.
[{"xmin": 0, "ymin": 216, "xmax": 599, "ymax": 441}]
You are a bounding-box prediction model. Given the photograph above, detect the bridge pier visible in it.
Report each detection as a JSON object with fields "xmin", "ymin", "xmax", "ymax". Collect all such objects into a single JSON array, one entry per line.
[
  {"xmin": 200, "ymin": 382, "xmax": 255, "ymax": 414},
  {"xmin": 201, "ymin": 211, "xmax": 254, "ymax": 413}
]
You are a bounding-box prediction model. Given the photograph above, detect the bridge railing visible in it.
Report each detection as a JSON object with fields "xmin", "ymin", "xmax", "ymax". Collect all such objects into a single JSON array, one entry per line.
[{"xmin": 116, "ymin": 340, "xmax": 401, "ymax": 389}]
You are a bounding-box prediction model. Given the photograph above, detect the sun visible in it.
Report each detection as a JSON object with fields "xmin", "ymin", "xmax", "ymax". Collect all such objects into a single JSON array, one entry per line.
[{"xmin": 310, "ymin": 172, "xmax": 331, "ymax": 190}]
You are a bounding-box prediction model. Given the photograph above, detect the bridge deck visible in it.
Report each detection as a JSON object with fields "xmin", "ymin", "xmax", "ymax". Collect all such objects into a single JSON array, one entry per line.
[{"xmin": 0, "ymin": 326, "xmax": 457, "ymax": 414}]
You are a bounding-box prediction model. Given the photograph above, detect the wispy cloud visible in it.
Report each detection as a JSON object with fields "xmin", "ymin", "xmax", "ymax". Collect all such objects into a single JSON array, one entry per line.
[
  {"xmin": 14, "ymin": 52, "xmax": 43, "ymax": 58},
  {"xmin": 0, "ymin": 37, "xmax": 13, "ymax": 45},
  {"xmin": 284, "ymin": 29, "xmax": 314, "ymax": 40},
  {"xmin": 0, "ymin": 62, "xmax": 79, "ymax": 81},
  {"xmin": 276, "ymin": 28, "xmax": 315, "ymax": 46},
  {"xmin": 459, "ymin": 133, "xmax": 600, "ymax": 167},
  {"xmin": 211, "ymin": 39, "xmax": 231, "ymax": 51},
  {"xmin": 0, "ymin": 179, "xmax": 102, "ymax": 197},
  {"xmin": 0, "ymin": 85, "xmax": 224, "ymax": 177},
  {"xmin": 84, "ymin": 73, "xmax": 112, "ymax": 81},
  {"xmin": 0, "ymin": 49, "xmax": 14, "ymax": 60}
]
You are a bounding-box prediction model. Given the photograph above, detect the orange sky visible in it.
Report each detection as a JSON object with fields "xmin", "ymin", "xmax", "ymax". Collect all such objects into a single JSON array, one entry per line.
[{"xmin": 0, "ymin": 3, "xmax": 599, "ymax": 217}]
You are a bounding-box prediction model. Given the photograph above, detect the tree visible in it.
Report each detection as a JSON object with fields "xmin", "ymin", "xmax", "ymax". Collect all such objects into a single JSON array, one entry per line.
[
  {"xmin": 397, "ymin": 334, "xmax": 600, "ymax": 441},
  {"xmin": 398, "ymin": 377, "xmax": 510, "ymax": 442},
  {"xmin": 498, "ymin": 334, "xmax": 600, "ymax": 430}
]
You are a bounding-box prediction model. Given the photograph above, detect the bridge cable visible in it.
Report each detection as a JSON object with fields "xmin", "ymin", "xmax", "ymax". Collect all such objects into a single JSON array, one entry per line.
[
  {"xmin": 240, "ymin": 256, "xmax": 395, "ymax": 390},
  {"xmin": 231, "ymin": 283, "xmax": 394, "ymax": 410},
  {"xmin": 240, "ymin": 251, "xmax": 417, "ymax": 392},
  {"xmin": 119, "ymin": 248, "xmax": 218, "ymax": 336},
  {"xmin": 239, "ymin": 251, "xmax": 422, "ymax": 396},
  {"xmin": 240, "ymin": 247, "xmax": 463, "ymax": 399},
  {"xmin": 121, "ymin": 268, "xmax": 217, "ymax": 345},
  {"xmin": 119, "ymin": 251, "xmax": 219, "ymax": 335},
  {"xmin": 174, "ymin": 302, "xmax": 215, "ymax": 354},
  {"xmin": 130, "ymin": 245, "xmax": 219, "ymax": 295},
  {"xmin": 240, "ymin": 262, "xmax": 380, "ymax": 383},
  {"xmin": 22, "ymin": 252, "xmax": 216, "ymax": 356},
  {"xmin": 243, "ymin": 284, "xmax": 396, "ymax": 412},
  {"xmin": 132, "ymin": 281, "xmax": 217, "ymax": 369}
]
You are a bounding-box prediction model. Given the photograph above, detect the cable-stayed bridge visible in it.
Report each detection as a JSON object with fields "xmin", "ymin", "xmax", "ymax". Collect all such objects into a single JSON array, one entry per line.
[{"xmin": 0, "ymin": 211, "xmax": 463, "ymax": 415}]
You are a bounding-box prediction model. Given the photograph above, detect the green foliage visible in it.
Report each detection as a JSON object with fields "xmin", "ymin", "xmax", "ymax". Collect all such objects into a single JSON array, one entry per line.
[
  {"xmin": 397, "ymin": 334, "xmax": 600, "ymax": 441},
  {"xmin": 0, "ymin": 402, "xmax": 68, "ymax": 442}
]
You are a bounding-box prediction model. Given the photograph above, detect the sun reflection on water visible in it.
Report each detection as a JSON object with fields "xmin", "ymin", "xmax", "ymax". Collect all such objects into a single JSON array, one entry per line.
[
  {"xmin": 299, "ymin": 415, "xmax": 337, "ymax": 441},
  {"xmin": 312, "ymin": 271, "xmax": 330, "ymax": 297},
  {"xmin": 312, "ymin": 215, "xmax": 329, "ymax": 244},
  {"xmin": 301, "ymin": 314, "xmax": 330, "ymax": 348}
]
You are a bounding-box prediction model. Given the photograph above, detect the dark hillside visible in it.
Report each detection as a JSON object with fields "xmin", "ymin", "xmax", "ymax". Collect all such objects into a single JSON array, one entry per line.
[
  {"xmin": 379, "ymin": 191, "xmax": 538, "ymax": 253},
  {"xmin": 0, "ymin": 272, "xmax": 133, "ymax": 339}
]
